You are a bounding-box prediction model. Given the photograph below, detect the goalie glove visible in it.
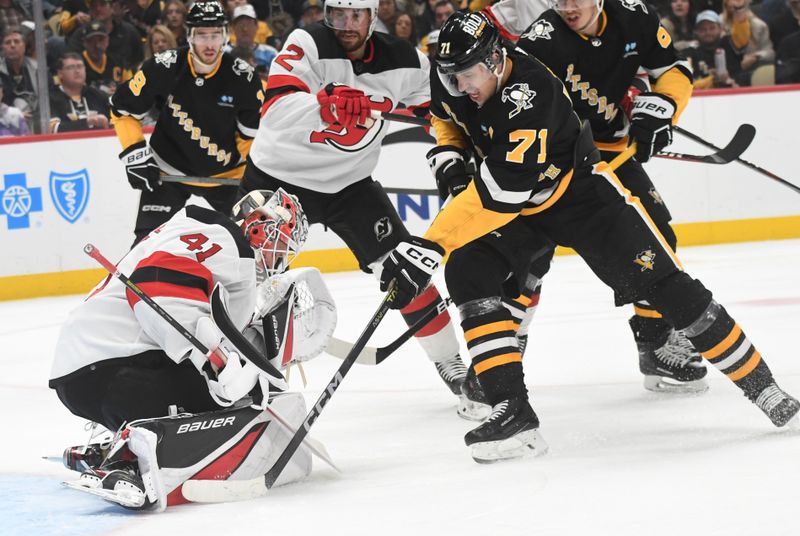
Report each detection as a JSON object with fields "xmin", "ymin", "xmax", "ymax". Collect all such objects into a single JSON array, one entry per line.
[
  {"xmin": 119, "ymin": 140, "xmax": 161, "ymax": 192},
  {"xmin": 629, "ymin": 93, "xmax": 676, "ymax": 163},
  {"xmin": 316, "ymin": 83, "xmax": 372, "ymax": 129},
  {"xmin": 380, "ymin": 237, "xmax": 444, "ymax": 310},
  {"xmin": 426, "ymin": 145, "xmax": 471, "ymax": 201}
]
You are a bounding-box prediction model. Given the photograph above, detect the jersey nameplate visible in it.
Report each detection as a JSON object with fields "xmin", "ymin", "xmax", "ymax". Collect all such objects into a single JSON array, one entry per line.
[{"xmin": 565, "ymin": 63, "xmax": 618, "ymax": 122}]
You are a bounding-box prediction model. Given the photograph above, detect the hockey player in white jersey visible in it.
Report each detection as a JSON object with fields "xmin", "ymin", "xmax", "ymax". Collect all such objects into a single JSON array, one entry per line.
[
  {"xmin": 50, "ymin": 189, "xmax": 338, "ymax": 510},
  {"xmin": 241, "ymin": 0, "xmax": 489, "ymax": 420},
  {"xmin": 484, "ymin": 0, "xmax": 549, "ymax": 40}
]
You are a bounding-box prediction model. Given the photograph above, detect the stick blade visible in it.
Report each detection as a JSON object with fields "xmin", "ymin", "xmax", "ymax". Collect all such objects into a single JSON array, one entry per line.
[
  {"xmin": 715, "ymin": 123, "xmax": 756, "ymax": 163},
  {"xmin": 181, "ymin": 477, "xmax": 268, "ymax": 503}
]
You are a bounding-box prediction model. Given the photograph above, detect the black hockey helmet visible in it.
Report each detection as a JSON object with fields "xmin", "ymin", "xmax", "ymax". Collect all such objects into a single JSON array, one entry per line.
[
  {"xmin": 186, "ymin": 0, "xmax": 228, "ymax": 28},
  {"xmin": 435, "ymin": 11, "xmax": 501, "ymax": 76}
]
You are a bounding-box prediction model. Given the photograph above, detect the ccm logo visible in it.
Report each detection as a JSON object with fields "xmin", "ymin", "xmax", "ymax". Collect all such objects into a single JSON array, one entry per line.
[
  {"xmin": 142, "ymin": 205, "xmax": 172, "ymax": 212},
  {"xmin": 177, "ymin": 416, "xmax": 236, "ymax": 434},
  {"xmin": 406, "ymin": 247, "xmax": 439, "ymax": 269}
]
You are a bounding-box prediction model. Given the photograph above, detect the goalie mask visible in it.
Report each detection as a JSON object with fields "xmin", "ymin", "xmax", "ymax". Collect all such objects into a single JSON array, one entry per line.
[
  {"xmin": 233, "ymin": 189, "xmax": 309, "ymax": 277},
  {"xmin": 435, "ymin": 11, "xmax": 506, "ymax": 99}
]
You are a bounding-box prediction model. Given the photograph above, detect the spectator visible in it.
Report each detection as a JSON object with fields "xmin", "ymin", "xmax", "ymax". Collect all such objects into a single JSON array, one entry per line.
[
  {"xmin": 0, "ymin": 0, "xmax": 30, "ymax": 37},
  {"xmin": 767, "ymin": 0, "xmax": 800, "ymax": 50},
  {"xmin": 49, "ymin": 52, "xmax": 110, "ymax": 132},
  {"xmin": 224, "ymin": 4, "xmax": 278, "ymax": 73},
  {"xmin": 416, "ymin": 0, "xmax": 454, "ymax": 36},
  {"xmin": 661, "ymin": 0, "xmax": 699, "ymax": 51},
  {"xmin": 163, "ymin": 0, "xmax": 188, "ymax": 47},
  {"xmin": 0, "ymin": 81, "xmax": 29, "ymax": 136},
  {"xmin": 685, "ymin": 10, "xmax": 742, "ymax": 87},
  {"xmin": 80, "ymin": 20, "xmax": 131, "ymax": 96},
  {"xmin": 393, "ymin": 12, "xmax": 417, "ymax": 44},
  {"xmin": 722, "ymin": 0, "xmax": 775, "ymax": 83},
  {"xmin": 226, "ymin": 0, "xmax": 274, "ymax": 46},
  {"xmin": 119, "ymin": 0, "xmax": 161, "ymax": 38},
  {"xmin": 67, "ymin": 0, "xmax": 144, "ymax": 71},
  {"xmin": 144, "ymin": 24, "xmax": 177, "ymax": 60},
  {"xmin": 0, "ymin": 27, "xmax": 37, "ymax": 127},
  {"xmin": 299, "ymin": 0, "xmax": 323, "ymax": 27},
  {"xmin": 418, "ymin": 0, "xmax": 452, "ymax": 54},
  {"xmin": 375, "ymin": 0, "xmax": 396, "ymax": 33},
  {"xmin": 776, "ymin": 28, "xmax": 800, "ymax": 82},
  {"xmin": 59, "ymin": 0, "xmax": 91, "ymax": 37}
]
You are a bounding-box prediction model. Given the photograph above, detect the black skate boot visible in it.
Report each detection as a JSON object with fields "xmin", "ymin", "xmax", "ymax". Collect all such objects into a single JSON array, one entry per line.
[
  {"xmin": 751, "ymin": 383, "xmax": 800, "ymax": 428},
  {"xmin": 64, "ymin": 462, "xmax": 151, "ymax": 510},
  {"xmin": 464, "ymin": 397, "xmax": 548, "ymax": 463},
  {"xmin": 434, "ymin": 354, "xmax": 468, "ymax": 396},
  {"xmin": 458, "ymin": 366, "xmax": 492, "ymax": 421},
  {"xmin": 633, "ymin": 316, "xmax": 708, "ymax": 393}
]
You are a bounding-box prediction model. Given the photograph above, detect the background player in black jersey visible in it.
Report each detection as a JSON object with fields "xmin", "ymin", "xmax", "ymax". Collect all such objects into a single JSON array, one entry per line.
[
  {"xmin": 111, "ymin": 1, "xmax": 265, "ymax": 244},
  {"xmin": 503, "ymin": 0, "xmax": 707, "ymax": 394},
  {"xmin": 380, "ymin": 12, "xmax": 799, "ymax": 463}
]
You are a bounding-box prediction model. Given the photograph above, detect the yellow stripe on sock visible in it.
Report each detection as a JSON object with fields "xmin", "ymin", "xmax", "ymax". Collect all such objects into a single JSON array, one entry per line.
[
  {"xmin": 474, "ymin": 353, "xmax": 523, "ymax": 375},
  {"xmin": 726, "ymin": 351, "xmax": 762, "ymax": 381},
  {"xmin": 464, "ymin": 321, "xmax": 517, "ymax": 343},
  {"xmin": 633, "ymin": 306, "xmax": 663, "ymax": 318},
  {"xmin": 703, "ymin": 324, "xmax": 743, "ymax": 360}
]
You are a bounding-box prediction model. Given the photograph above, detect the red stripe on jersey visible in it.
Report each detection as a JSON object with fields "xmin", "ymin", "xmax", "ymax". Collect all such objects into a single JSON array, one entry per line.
[
  {"xmin": 261, "ymin": 90, "xmax": 297, "ymax": 117},
  {"xmin": 400, "ymin": 286, "xmax": 440, "ymax": 314},
  {"xmin": 137, "ymin": 251, "xmax": 214, "ymax": 289},
  {"xmin": 416, "ymin": 309, "xmax": 451, "ymax": 338},
  {"xmin": 281, "ymin": 313, "xmax": 294, "ymax": 367},
  {"xmin": 125, "ymin": 251, "xmax": 213, "ymax": 309},
  {"xmin": 266, "ymin": 74, "xmax": 310, "ymax": 94},
  {"xmin": 125, "ymin": 281, "xmax": 210, "ymax": 309}
]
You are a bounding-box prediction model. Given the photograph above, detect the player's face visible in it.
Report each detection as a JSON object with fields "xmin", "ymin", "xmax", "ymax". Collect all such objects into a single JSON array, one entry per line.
[
  {"xmin": 553, "ymin": 0, "xmax": 599, "ymax": 33},
  {"xmin": 191, "ymin": 27, "xmax": 225, "ymax": 64},
  {"xmin": 453, "ymin": 63, "xmax": 496, "ymax": 106},
  {"xmin": 327, "ymin": 7, "xmax": 371, "ymax": 52}
]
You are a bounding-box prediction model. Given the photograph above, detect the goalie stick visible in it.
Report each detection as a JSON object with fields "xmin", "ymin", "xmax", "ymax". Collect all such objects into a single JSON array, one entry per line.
[
  {"xmin": 181, "ymin": 287, "xmax": 398, "ymax": 503},
  {"xmin": 84, "ymin": 244, "xmax": 338, "ymax": 473}
]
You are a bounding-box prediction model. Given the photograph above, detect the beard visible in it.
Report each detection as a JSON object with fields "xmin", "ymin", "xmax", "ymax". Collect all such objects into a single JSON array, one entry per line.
[{"xmin": 334, "ymin": 29, "xmax": 368, "ymax": 53}]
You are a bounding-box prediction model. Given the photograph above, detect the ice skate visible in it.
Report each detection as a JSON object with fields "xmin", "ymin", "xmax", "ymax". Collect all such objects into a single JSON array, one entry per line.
[
  {"xmin": 458, "ymin": 366, "xmax": 492, "ymax": 421},
  {"xmin": 464, "ymin": 397, "xmax": 548, "ymax": 463},
  {"xmin": 63, "ymin": 465, "xmax": 150, "ymax": 509},
  {"xmin": 434, "ymin": 354, "xmax": 468, "ymax": 395},
  {"xmin": 751, "ymin": 383, "xmax": 800, "ymax": 428},
  {"xmin": 638, "ymin": 328, "xmax": 708, "ymax": 394}
]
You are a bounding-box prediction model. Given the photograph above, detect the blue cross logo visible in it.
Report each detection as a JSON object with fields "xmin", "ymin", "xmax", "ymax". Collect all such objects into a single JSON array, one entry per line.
[{"xmin": 0, "ymin": 173, "xmax": 43, "ymax": 230}]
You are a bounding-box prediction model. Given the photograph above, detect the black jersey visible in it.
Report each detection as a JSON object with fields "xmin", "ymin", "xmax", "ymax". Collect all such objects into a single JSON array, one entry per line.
[
  {"xmin": 517, "ymin": 0, "xmax": 692, "ymax": 144},
  {"xmin": 111, "ymin": 47, "xmax": 264, "ymax": 178},
  {"xmin": 431, "ymin": 48, "xmax": 581, "ymax": 215}
]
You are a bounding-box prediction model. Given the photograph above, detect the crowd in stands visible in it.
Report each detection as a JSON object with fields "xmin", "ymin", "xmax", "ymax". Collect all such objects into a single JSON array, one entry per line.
[{"xmin": 0, "ymin": 0, "xmax": 797, "ymax": 137}]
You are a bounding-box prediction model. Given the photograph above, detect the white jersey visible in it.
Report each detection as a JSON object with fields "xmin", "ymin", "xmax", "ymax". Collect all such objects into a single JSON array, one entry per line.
[
  {"xmin": 50, "ymin": 202, "xmax": 257, "ymax": 384},
  {"xmin": 248, "ymin": 23, "xmax": 430, "ymax": 193},
  {"xmin": 485, "ymin": 0, "xmax": 550, "ymax": 40}
]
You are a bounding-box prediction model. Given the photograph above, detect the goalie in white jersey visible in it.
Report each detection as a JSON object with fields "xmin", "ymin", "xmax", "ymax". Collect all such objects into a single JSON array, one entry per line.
[
  {"xmin": 50, "ymin": 189, "xmax": 338, "ymax": 510},
  {"xmin": 242, "ymin": 0, "xmax": 489, "ymax": 419}
]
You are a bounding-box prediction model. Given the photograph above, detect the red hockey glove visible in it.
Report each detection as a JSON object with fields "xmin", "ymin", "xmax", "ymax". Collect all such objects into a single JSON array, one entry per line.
[{"xmin": 316, "ymin": 83, "xmax": 372, "ymax": 129}]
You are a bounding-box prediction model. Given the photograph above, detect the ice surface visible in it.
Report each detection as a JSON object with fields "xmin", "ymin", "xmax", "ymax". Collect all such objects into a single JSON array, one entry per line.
[{"xmin": 2, "ymin": 240, "xmax": 799, "ymax": 536}]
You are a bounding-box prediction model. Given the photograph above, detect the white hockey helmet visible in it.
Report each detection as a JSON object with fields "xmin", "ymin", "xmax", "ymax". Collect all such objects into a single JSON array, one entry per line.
[
  {"xmin": 323, "ymin": 0, "xmax": 380, "ymax": 38},
  {"xmin": 232, "ymin": 189, "xmax": 309, "ymax": 278}
]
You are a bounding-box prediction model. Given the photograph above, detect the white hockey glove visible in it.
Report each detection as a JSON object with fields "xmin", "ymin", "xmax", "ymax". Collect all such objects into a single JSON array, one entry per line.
[
  {"xmin": 380, "ymin": 237, "xmax": 444, "ymax": 309},
  {"xmin": 192, "ymin": 316, "xmax": 273, "ymax": 407},
  {"xmin": 426, "ymin": 145, "xmax": 470, "ymax": 201},
  {"xmin": 119, "ymin": 140, "xmax": 161, "ymax": 191},
  {"xmin": 629, "ymin": 92, "xmax": 676, "ymax": 163}
]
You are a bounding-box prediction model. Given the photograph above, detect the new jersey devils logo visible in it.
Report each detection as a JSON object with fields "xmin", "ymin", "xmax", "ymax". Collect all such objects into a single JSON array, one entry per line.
[{"xmin": 310, "ymin": 97, "xmax": 393, "ymax": 151}]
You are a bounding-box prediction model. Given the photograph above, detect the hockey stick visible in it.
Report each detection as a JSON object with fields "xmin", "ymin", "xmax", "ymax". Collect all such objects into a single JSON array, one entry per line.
[
  {"xmin": 326, "ymin": 296, "xmax": 453, "ymax": 365},
  {"xmin": 675, "ymin": 125, "xmax": 800, "ymax": 195},
  {"xmin": 181, "ymin": 287, "xmax": 397, "ymax": 502},
  {"xmin": 378, "ymin": 113, "xmax": 754, "ymax": 165},
  {"xmin": 84, "ymin": 245, "xmax": 337, "ymax": 471}
]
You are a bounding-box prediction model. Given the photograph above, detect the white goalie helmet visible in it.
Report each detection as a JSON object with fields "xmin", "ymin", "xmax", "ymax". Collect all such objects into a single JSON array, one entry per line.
[
  {"xmin": 232, "ymin": 189, "xmax": 309, "ymax": 278},
  {"xmin": 324, "ymin": 0, "xmax": 379, "ymax": 37}
]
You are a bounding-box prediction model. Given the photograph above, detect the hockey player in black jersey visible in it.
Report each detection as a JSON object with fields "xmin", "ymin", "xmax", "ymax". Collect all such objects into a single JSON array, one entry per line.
[
  {"xmin": 512, "ymin": 0, "xmax": 707, "ymax": 394},
  {"xmin": 111, "ymin": 1, "xmax": 265, "ymax": 244},
  {"xmin": 380, "ymin": 11, "xmax": 799, "ymax": 463}
]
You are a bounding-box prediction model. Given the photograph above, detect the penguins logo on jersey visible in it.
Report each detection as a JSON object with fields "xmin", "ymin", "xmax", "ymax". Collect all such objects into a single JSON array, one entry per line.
[
  {"xmin": 634, "ymin": 249, "xmax": 656, "ymax": 271},
  {"xmin": 154, "ymin": 49, "xmax": 177, "ymax": 68},
  {"xmin": 620, "ymin": 0, "xmax": 648, "ymax": 13},
  {"xmin": 232, "ymin": 58, "xmax": 254, "ymax": 82},
  {"xmin": 501, "ymin": 83, "xmax": 536, "ymax": 119},
  {"xmin": 521, "ymin": 20, "xmax": 555, "ymax": 42}
]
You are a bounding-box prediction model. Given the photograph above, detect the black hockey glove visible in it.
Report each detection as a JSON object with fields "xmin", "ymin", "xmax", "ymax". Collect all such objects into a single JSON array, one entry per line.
[
  {"xmin": 119, "ymin": 140, "xmax": 161, "ymax": 191},
  {"xmin": 426, "ymin": 145, "xmax": 470, "ymax": 200},
  {"xmin": 629, "ymin": 92, "xmax": 676, "ymax": 163},
  {"xmin": 380, "ymin": 237, "xmax": 444, "ymax": 309}
]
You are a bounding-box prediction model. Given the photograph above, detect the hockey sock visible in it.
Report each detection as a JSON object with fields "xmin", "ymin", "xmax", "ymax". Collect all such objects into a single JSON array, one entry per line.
[
  {"xmin": 460, "ymin": 297, "xmax": 527, "ymax": 406},
  {"xmin": 629, "ymin": 302, "xmax": 671, "ymax": 343},
  {"xmin": 400, "ymin": 285, "xmax": 460, "ymax": 362},
  {"xmin": 502, "ymin": 275, "xmax": 542, "ymax": 357},
  {"xmin": 683, "ymin": 300, "xmax": 774, "ymax": 398}
]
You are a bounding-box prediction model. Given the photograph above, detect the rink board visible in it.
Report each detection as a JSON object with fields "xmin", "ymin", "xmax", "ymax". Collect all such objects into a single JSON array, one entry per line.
[{"xmin": 0, "ymin": 85, "xmax": 798, "ymax": 300}]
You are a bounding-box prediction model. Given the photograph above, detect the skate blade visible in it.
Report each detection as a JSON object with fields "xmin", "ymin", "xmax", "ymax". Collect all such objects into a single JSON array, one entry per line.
[
  {"xmin": 62, "ymin": 479, "xmax": 146, "ymax": 508},
  {"xmin": 457, "ymin": 395, "xmax": 492, "ymax": 422},
  {"xmin": 643, "ymin": 375, "xmax": 709, "ymax": 395},
  {"xmin": 470, "ymin": 429, "xmax": 549, "ymax": 464}
]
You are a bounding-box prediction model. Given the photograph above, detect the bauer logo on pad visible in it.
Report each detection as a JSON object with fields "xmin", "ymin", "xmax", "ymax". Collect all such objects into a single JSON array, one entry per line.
[{"xmin": 49, "ymin": 169, "xmax": 90, "ymax": 224}]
